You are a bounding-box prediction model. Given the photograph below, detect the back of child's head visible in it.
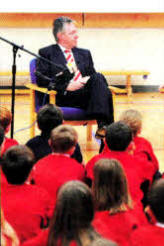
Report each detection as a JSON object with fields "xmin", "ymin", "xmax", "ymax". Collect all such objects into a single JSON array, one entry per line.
[
  {"xmin": 148, "ymin": 179, "xmax": 164, "ymax": 223},
  {"xmin": 105, "ymin": 121, "xmax": 132, "ymax": 151},
  {"xmin": 119, "ymin": 109, "xmax": 142, "ymax": 137},
  {"xmin": 37, "ymin": 104, "xmax": 63, "ymax": 136},
  {"xmin": 93, "ymin": 158, "xmax": 132, "ymax": 213},
  {"xmin": 48, "ymin": 180, "xmax": 94, "ymax": 245},
  {"xmin": 50, "ymin": 125, "xmax": 78, "ymax": 154},
  {"xmin": 2, "ymin": 145, "xmax": 35, "ymax": 185},
  {"xmin": 0, "ymin": 106, "xmax": 12, "ymax": 132}
]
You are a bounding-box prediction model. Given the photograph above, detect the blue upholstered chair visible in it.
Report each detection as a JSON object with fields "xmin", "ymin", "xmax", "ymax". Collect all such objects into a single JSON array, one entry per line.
[{"xmin": 26, "ymin": 59, "xmax": 97, "ymax": 141}]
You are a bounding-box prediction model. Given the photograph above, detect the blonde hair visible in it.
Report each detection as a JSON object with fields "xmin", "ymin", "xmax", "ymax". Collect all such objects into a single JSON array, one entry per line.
[
  {"xmin": 0, "ymin": 106, "xmax": 12, "ymax": 131},
  {"xmin": 119, "ymin": 109, "xmax": 142, "ymax": 137},
  {"xmin": 50, "ymin": 125, "xmax": 78, "ymax": 153}
]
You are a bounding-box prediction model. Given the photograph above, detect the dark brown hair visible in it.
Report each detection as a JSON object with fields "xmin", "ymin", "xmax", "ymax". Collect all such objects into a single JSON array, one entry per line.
[
  {"xmin": 105, "ymin": 121, "xmax": 132, "ymax": 151},
  {"xmin": 48, "ymin": 181, "xmax": 100, "ymax": 246},
  {"xmin": 37, "ymin": 104, "xmax": 63, "ymax": 137},
  {"xmin": 148, "ymin": 179, "xmax": 164, "ymax": 223},
  {"xmin": 2, "ymin": 145, "xmax": 35, "ymax": 185},
  {"xmin": 92, "ymin": 158, "xmax": 133, "ymax": 214}
]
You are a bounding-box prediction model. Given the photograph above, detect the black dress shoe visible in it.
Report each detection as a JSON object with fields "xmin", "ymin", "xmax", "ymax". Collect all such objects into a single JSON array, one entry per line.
[{"xmin": 95, "ymin": 125, "xmax": 107, "ymax": 139}]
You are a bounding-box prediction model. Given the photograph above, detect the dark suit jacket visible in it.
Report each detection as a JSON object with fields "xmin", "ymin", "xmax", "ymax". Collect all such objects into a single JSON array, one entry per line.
[
  {"xmin": 36, "ymin": 44, "xmax": 113, "ymax": 122},
  {"xmin": 26, "ymin": 134, "xmax": 83, "ymax": 164},
  {"xmin": 36, "ymin": 44, "xmax": 96, "ymax": 92}
]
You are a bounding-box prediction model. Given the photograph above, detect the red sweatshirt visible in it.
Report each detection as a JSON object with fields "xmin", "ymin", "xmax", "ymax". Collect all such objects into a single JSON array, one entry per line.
[
  {"xmin": 31, "ymin": 153, "xmax": 85, "ymax": 203},
  {"xmin": 1, "ymin": 183, "xmax": 54, "ymax": 243}
]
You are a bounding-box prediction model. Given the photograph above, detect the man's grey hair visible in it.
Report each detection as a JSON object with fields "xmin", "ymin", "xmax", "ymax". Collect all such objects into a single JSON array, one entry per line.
[{"xmin": 52, "ymin": 16, "xmax": 74, "ymax": 42}]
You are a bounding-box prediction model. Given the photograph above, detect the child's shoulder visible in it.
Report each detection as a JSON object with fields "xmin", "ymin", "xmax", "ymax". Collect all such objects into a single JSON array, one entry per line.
[{"xmin": 134, "ymin": 135, "xmax": 152, "ymax": 146}]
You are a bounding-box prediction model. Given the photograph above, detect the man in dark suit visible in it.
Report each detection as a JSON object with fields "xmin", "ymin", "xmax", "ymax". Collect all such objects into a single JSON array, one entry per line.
[{"xmin": 36, "ymin": 16, "xmax": 114, "ymax": 138}]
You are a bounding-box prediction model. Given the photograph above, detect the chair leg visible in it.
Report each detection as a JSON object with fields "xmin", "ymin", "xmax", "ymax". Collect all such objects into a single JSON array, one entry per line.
[
  {"xmin": 111, "ymin": 91, "xmax": 116, "ymax": 121},
  {"xmin": 30, "ymin": 121, "xmax": 35, "ymax": 139},
  {"xmin": 87, "ymin": 124, "xmax": 92, "ymax": 142}
]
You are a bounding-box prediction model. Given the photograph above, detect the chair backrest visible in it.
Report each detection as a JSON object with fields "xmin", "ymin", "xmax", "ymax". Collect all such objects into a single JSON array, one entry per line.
[
  {"xmin": 29, "ymin": 58, "xmax": 49, "ymax": 112},
  {"xmin": 30, "ymin": 59, "xmax": 37, "ymax": 84}
]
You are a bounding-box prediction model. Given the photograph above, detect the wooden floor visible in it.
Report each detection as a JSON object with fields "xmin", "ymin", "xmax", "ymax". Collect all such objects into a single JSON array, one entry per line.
[{"xmin": 1, "ymin": 92, "xmax": 164, "ymax": 172}]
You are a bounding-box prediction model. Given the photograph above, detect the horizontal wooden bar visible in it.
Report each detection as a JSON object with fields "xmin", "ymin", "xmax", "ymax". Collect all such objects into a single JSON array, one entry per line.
[
  {"xmin": 0, "ymin": 13, "xmax": 164, "ymax": 28},
  {"xmin": 0, "ymin": 13, "xmax": 83, "ymax": 28},
  {"xmin": 101, "ymin": 70, "xmax": 150, "ymax": 76},
  {"xmin": 109, "ymin": 86, "xmax": 127, "ymax": 94},
  {"xmin": 84, "ymin": 13, "xmax": 164, "ymax": 28},
  {"xmin": 0, "ymin": 70, "xmax": 150, "ymax": 77},
  {"xmin": 0, "ymin": 89, "xmax": 30, "ymax": 94},
  {"xmin": 25, "ymin": 83, "xmax": 57, "ymax": 95},
  {"xmin": 0, "ymin": 71, "xmax": 29, "ymax": 76}
]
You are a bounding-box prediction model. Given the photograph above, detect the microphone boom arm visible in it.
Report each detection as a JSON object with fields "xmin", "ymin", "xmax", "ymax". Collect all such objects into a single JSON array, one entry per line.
[{"xmin": 0, "ymin": 35, "xmax": 68, "ymax": 138}]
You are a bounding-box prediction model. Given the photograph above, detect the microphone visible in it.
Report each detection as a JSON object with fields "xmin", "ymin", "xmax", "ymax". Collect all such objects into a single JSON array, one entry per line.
[
  {"xmin": 34, "ymin": 71, "xmax": 51, "ymax": 82},
  {"xmin": 35, "ymin": 68, "xmax": 75, "ymax": 92},
  {"xmin": 34, "ymin": 71, "xmax": 56, "ymax": 90}
]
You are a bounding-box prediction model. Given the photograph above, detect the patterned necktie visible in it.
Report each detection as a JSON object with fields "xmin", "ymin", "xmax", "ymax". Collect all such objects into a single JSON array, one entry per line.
[{"xmin": 64, "ymin": 49, "xmax": 82, "ymax": 82}]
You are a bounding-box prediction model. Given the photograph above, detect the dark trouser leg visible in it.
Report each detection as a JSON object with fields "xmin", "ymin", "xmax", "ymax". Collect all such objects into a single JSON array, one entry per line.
[
  {"xmin": 84, "ymin": 73, "xmax": 114, "ymax": 151},
  {"xmin": 56, "ymin": 87, "xmax": 89, "ymax": 109},
  {"xmin": 85, "ymin": 73, "xmax": 114, "ymax": 125},
  {"xmin": 56, "ymin": 72, "xmax": 114, "ymax": 124},
  {"xmin": 99, "ymin": 140, "xmax": 105, "ymax": 153}
]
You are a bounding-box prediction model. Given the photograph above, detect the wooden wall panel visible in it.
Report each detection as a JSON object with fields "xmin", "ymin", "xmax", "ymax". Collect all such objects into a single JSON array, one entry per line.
[
  {"xmin": 84, "ymin": 13, "xmax": 164, "ymax": 28},
  {"xmin": 0, "ymin": 13, "xmax": 164, "ymax": 28},
  {"xmin": 0, "ymin": 13, "xmax": 83, "ymax": 28}
]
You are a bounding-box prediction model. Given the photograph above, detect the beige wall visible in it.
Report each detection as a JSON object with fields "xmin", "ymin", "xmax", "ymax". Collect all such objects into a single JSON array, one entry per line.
[{"xmin": 0, "ymin": 27, "xmax": 164, "ymax": 86}]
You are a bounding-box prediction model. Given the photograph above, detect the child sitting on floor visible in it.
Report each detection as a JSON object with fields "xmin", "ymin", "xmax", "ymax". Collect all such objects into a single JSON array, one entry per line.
[
  {"xmin": 26, "ymin": 104, "xmax": 82, "ymax": 163},
  {"xmin": 0, "ymin": 106, "xmax": 19, "ymax": 156},
  {"xmin": 119, "ymin": 109, "xmax": 159, "ymax": 173},
  {"xmin": 1, "ymin": 145, "xmax": 54, "ymax": 243},
  {"xmin": 130, "ymin": 178, "xmax": 164, "ymax": 245},
  {"xmin": 30, "ymin": 125, "xmax": 85, "ymax": 203}
]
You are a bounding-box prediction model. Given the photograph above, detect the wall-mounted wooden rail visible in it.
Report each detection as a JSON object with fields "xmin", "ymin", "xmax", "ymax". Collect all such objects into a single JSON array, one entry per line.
[
  {"xmin": 101, "ymin": 70, "xmax": 150, "ymax": 98},
  {"xmin": 0, "ymin": 13, "xmax": 164, "ymax": 28},
  {"xmin": 0, "ymin": 70, "xmax": 150, "ymax": 99}
]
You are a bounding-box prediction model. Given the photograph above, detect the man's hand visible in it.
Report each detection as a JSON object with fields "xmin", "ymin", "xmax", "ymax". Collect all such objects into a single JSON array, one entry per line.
[
  {"xmin": 66, "ymin": 76, "xmax": 90, "ymax": 91},
  {"xmin": 80, "ymin": 76, "xmax": 90, "ymax": 84},
  {"xmin": 66, "ymin": 80, "xmax": 85, "ymax": 91}
]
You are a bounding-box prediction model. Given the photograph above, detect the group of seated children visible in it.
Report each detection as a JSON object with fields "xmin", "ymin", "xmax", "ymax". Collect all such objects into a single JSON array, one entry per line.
[{"xmin": 1, "ymin": 104, "xmax": 164, "ymax": 246}]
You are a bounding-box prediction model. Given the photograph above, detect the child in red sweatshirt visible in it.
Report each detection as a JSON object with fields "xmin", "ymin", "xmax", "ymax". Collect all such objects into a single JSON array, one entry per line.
[{"xmin": 1, "ymin": 145, "xmax": 54, "ymax": 244}]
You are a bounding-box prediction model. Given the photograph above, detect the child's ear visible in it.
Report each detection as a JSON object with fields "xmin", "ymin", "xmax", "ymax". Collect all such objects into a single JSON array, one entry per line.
[
  {"xmin": 137, "ymin": 126, "xmax": 142, "ymax": 135},
  {"xmin": 0, "ymin": 139, "xmax": 5, "ymax": 157},
  {"xmin": 48, "ymin": 139, "xmax": 52, "ymax": 147},
  {"xmin": 5, "ymin": 124, "xmax": 10, "ymax": 134},
  {"xmin": 68, "ymin": 146, "xmax": 76, "ymax": 156},
  {"xmin": 144, "ymin": 205, "xmax": 157, "ymax": 224},
  {"xmin": 127, "ymin": 141, "xmax": 136, "ymax": 155}
]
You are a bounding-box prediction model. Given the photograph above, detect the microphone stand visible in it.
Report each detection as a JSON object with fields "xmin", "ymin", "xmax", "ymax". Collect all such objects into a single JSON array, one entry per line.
[
  {"xmin": 11, "ymin": 45, "xmax": 18, "ymax": 138},
  {"xmin": 0, "ymin": 36, "xmax": 66, "ymax": 138}
]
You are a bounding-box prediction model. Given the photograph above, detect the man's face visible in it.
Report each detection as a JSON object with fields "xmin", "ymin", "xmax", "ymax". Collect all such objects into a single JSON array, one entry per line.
[{"xmin": 58, "ymin": 22, "xmax": 78, "ymax": 49}]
